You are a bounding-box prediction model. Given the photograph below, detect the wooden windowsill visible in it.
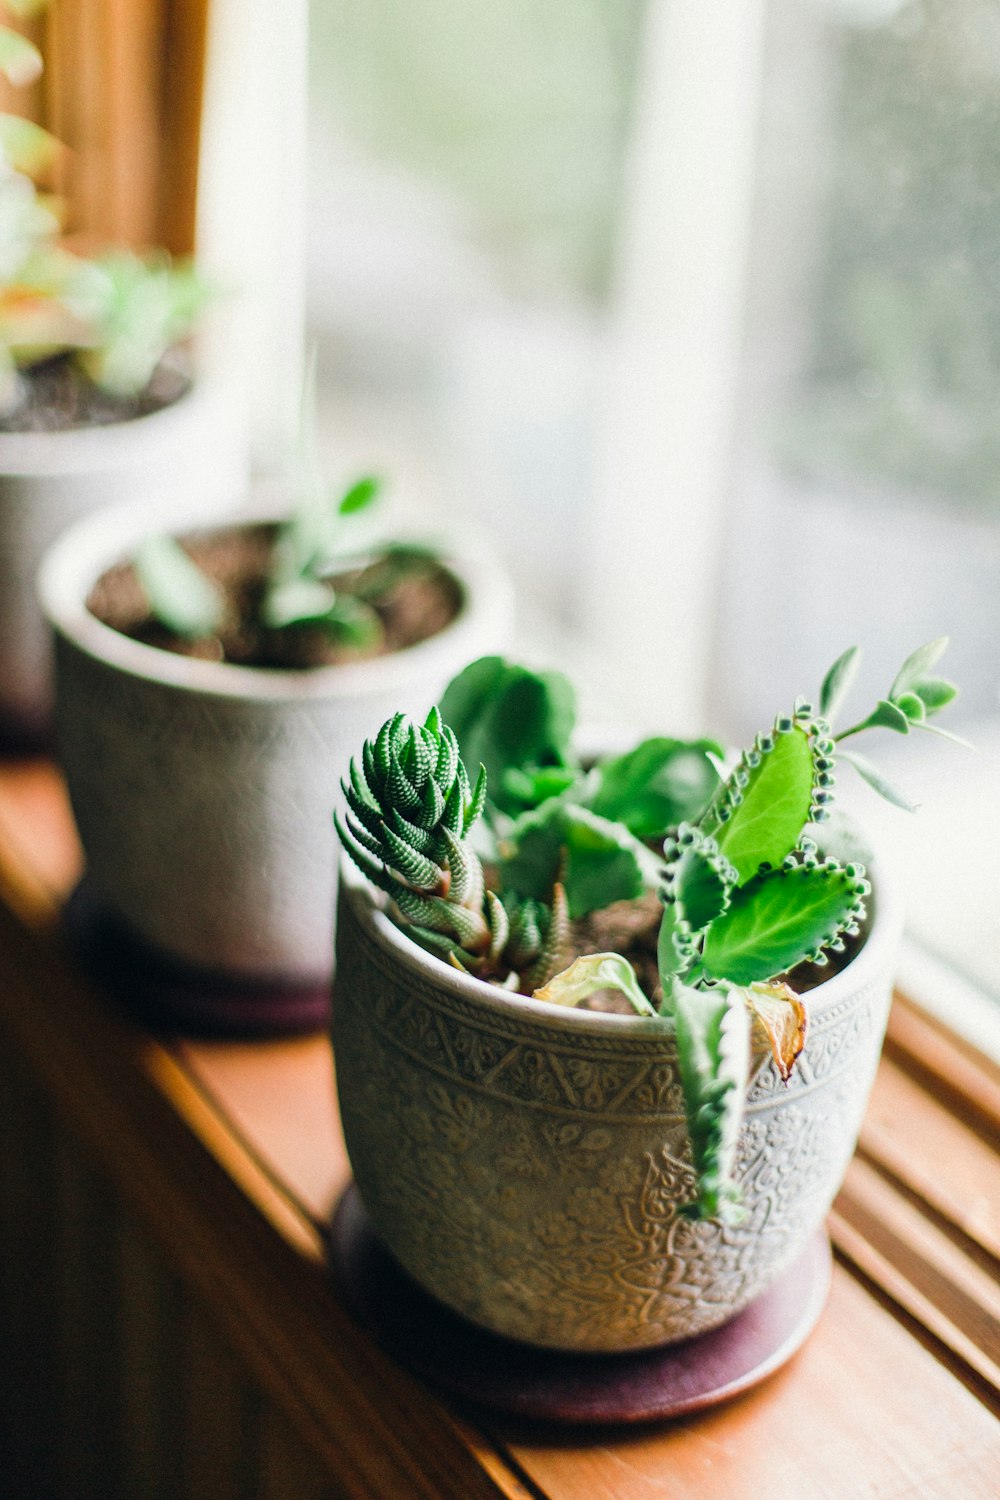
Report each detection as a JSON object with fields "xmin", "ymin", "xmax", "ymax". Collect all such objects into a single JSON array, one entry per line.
[{"xmin": 0, "ymin": 760, "xmax": 997, "ymax": 1498}]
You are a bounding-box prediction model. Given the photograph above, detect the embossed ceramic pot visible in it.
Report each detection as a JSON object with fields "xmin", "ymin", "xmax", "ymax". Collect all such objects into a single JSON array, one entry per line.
[
  {"xmin": 0, "ymin": 378, "xmax": 247, "ymax": 748},
  {"xmin": 38, "ymin": 493, "xmax": 512, "ymax": 984},
  {"xmin": 334, "ymin": 862, "xmax": 902, "ymax": 1352}
]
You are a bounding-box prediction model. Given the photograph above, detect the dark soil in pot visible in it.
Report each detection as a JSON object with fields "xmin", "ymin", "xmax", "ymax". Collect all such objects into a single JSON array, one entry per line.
[
  {"xmin": 0, "ymin": 353, "xmax": 190, "ymax": 433},
  {"xmin": 86, "ymin": 522, "xmax": 462, "ymax": 669},
  {"xmin": 565, "ymin": 889, "xmax": 866, "ymax": 1013}
]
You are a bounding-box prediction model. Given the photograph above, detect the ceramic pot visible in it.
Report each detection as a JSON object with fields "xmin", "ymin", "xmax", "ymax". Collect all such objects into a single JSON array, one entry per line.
[
  {"xmin": 39, "ymin": 494, "xmax": 512, "ymax": 986},
  {"xmin": 0, "ymin": 380, "xmax": 247, "ymax": 747},
  {"xmin": 333, "ymin": 861, "xmax": 902, "ymax": 1352}
]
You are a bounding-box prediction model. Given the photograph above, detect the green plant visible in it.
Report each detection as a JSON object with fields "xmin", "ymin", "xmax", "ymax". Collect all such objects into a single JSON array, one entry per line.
[
  {"xmin": 336, "ymin": 642, "xmax": 961, "ymax": 1224},
  {"xmin": 134, "ymin": 360, "xmax": 436, "ymax": 652},
  {"xmin": 0, "ymin": 4, "xmax": 209, "ymax": 414}
]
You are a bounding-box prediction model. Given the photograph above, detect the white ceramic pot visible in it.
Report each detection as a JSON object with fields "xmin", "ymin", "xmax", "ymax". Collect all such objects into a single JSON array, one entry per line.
[
  {"xmin": 333, "ymin": 861, "xmax": 902, "ymax": 1352},
  {"xmin": 39, "ymin": 493, "xmax": 512, "ymax": 984},
  {"xmin": 0, "ymin": 380, "xmax": 247, "ymax": 744}
]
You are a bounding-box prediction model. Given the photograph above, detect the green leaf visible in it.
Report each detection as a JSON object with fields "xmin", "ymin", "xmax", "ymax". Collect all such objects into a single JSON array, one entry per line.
[
  {"xmin": 0, "ymin": 114, "xmax": 60, "ymax": 175},
  {"xmin": 819, "ymin": 645, "xmax": 861, "ymax": 723},
  {"xmin": 261, "ymin": 576, "xmax": 336, "ymax": 629},
  {"xmin": 0, "ymin": 26, "xmax": 42, "ymax": 87},
  {"xmin": 661, "ymin": 825, "xmax": 738, "ymax": 935},
  {"xmin": 911, "ymin": 719, "xmax": 974, "ymax": 750},
  {"xmin": 533, "ymin": 953, "xmax": 655, "ymax": 1016},
  {"xmin": 501, "ymin": 764, "xmax": 580, "ymax": 808},
  {"xmin": 912, "ymin": 676, "xmax": 958, "ymax": 715},
  {"xmin": 588, "ymin": 737, "xmax": 722, "ymax": 838},
  {"xmin": 657, "ymin": 902, "xmax": 686, "ymax": 983},
  {"xmin": 500, "ymin": 800, "xmax": 653, "ymax": 920},
  {"xmin": 892, "ymin": 691, "xmax": 926, "ymax": 722},
  {"xmin": 338, "ymin": 475, "xmax": 380, "ymax": 515},
  {"xmin": 666, "ymin": 979, "xmax": 750, "ymax": 1223},
  {"xmin": 865, "ymin": 698, "xmax": 911, "ymax": 734},
  {"xmin": 890, "ymin": 637, "xmax": 949, "ymax": 699},
  {"xmin": 440, "ymin": 657, "xmax": 577, "ymax": 815},
  {"xmin": 701, "ymin": 862, "xmax": 868, "ymax": 985},
  {"xmin": 705, "ymin": 725, "xmax": 817, "ymax": 886},
  {"xmin": 134, "ymin": 535, "xmax": 225, "ymax": 641},
  {"xmin": 837, "ymin": 749, "xmax": 918, "ymax": 812}
]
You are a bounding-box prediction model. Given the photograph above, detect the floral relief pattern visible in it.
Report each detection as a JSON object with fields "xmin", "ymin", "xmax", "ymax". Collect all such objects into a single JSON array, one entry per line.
[{"xmin": 334, "ymin": 892, "xmax": 894, "ymax": 1351}]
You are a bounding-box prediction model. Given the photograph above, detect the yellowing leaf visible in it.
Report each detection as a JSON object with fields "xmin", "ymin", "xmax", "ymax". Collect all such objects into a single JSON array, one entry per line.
[{"xmin": 745, "ymin": 981, "xmax": 807, "ymax": 1082}]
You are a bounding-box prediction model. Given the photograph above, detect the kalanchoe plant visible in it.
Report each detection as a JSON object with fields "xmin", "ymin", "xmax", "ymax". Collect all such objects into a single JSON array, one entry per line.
[{"xmin": 336, "ymin": 642, "xmax": 961, "ymax": 1226}]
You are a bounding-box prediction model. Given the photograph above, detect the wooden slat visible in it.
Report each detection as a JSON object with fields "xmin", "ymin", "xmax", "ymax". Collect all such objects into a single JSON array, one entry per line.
[
  {"xmin": 494, "ymin": 1270, "xmax": 1000, "ymax": 1500},
  {"xmin": 885, "ymin": 997, "xmax": 1000, "ymax": 1142},
  {"xmin": 860, "ymin": 1058, "xmax": 1000, "ymax": 1266},
  {"xmin": 2, "ymin": 761, "xmax": 1000, "ymax": 1499}
]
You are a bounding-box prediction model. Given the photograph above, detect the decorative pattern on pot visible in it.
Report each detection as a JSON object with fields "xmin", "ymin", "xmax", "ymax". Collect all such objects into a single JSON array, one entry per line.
[
  {"xmin": 333, "ymin": 871, "xmax": 899, "ymax": 1352},
  {"xmin": 39, "ymin": 496, "xmax": 512, "ymax": 985}
]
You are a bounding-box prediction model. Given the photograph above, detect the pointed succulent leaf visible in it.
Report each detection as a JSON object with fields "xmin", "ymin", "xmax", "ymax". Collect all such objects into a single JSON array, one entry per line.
[
  {"xmin": 837, "ymin": 749, "xmax": 918, "ymax": 812},
  {"xmin": 701, "ymin": 860, "xmax": 870, "ymax": 986},
  {"xmin": 463, "ymin": 764, "xmax": 488, "ymax": 835},
  {"xmin": 484, "ymin": 889, "xmax": 510, "ymax": 963},
  {"xmin": 587, "ymin": 737, "xmax": 723, "ymax": 839},
  {"xmin": 520, "ymin": 881, "xmax": 570, "ymax": 990},
  {"xmin": 666, "ymin": 979, "xmax": 750, "ymax": 1223},
  {"xmin": 702, "ymin": 719, "xmax": 823, "ymax": 886},
  {"xmin": 744, "ymin": 981, "xmax": 808, "ymax": 1082},
  {"xmin": 336, "ymin": 710, "xmax": 498, "ymax": 967},
  {"xmin": 380, "ymin": 823, "xmax": 443, "ymax": 892},
  {"xmin": 890, "ymin": 637, "xmax": 949, "ymax": 699},
  {"xmin": 534, "ymin": 953, "xmax": 656, "ymax": 1017},
  {"xmin": 440, "ymin": 656, "xmax": 577, "ymax": 815},
  {"xmin": 819, "ymin": 645, "xmax": 861, "ymax": 724}
]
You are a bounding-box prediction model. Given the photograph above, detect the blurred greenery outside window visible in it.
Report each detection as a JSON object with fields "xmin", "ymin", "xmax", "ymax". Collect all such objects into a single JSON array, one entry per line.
[{"xmin": 305, "ymin": 1, "xmax": 1000, "ymax": 1044}]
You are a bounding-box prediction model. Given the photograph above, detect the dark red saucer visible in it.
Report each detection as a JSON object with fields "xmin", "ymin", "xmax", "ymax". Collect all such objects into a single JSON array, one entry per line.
[
  {"xmin": 329, "ymin": 1184, "xmax": 831, "ymax": 1426},
  {"xmin": 64, "ymin": 878, "xmax": 330, "ymax": 1038}
]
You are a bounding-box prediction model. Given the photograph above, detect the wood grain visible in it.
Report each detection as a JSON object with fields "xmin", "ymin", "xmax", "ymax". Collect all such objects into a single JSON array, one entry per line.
[{"xmin": 1, "ymin": 760, "xmax": 999, "ymax": 1498}]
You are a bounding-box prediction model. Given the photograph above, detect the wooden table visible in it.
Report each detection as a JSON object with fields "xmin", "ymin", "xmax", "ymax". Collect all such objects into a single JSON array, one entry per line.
[{"xmin": 0, "ymin": 761, "xmax": 997, "ymax": 1499}]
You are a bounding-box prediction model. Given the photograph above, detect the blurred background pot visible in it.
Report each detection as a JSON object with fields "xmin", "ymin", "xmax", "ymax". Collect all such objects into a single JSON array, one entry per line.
[
  {"xmin": 0, "ymin": 379, "xmax": 247, "ymax": 749},
  {"xmin": 333, "ymin": 861, "xmax": 902, "ymax": 1353},
  {"xmin": 39, "ymin": 492, "xmax": 512, "ymax": 1005}
]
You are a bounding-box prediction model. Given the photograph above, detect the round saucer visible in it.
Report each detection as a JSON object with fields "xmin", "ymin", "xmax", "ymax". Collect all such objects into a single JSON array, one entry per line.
[{"xmin": 329, "ymin": 1183, "xmax": 832, "ymax": 1425}]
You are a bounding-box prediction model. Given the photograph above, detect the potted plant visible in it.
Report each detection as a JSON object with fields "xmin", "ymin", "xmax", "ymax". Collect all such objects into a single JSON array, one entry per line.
[
  {"xmin": 332, "ymin": 644, "xmax": 960, "ymax": 1358},
  {"xmin": 0, "ymin": 16, "xmax": 245, "ymax": 746},
  {"xmin": 38, "ymin": 413, "xmax": 512, "ymax": 1034}
]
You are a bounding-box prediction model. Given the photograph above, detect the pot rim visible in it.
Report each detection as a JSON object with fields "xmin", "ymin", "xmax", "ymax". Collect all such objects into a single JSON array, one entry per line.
[
  {"xmin": 0, "ymin": 375, "xmax": 221, "ymax": 476},
  {"xmin": 38, "ymin": 491, "xmax": 513, "ymax": 705},
  {"xmin": 338, "ymin": 849, "xmax": 903, "ymax": 1038}
]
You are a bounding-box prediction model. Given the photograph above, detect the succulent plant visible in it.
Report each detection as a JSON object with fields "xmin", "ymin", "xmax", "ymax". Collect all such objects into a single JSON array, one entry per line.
[
  {"xmin": 336, "ymin": 642, "xmax": 961, "ymax": 1224},
  {"xmin": 0, "ymin": 5, "xmax": 209, "ymax": 415},
  {"xmin": 132, "ymin": 355, "xmax": 438, "ymax": 654},
  {"xmin": 335, "ymin": 708, "xmax": 509, "ymax": 972}
]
